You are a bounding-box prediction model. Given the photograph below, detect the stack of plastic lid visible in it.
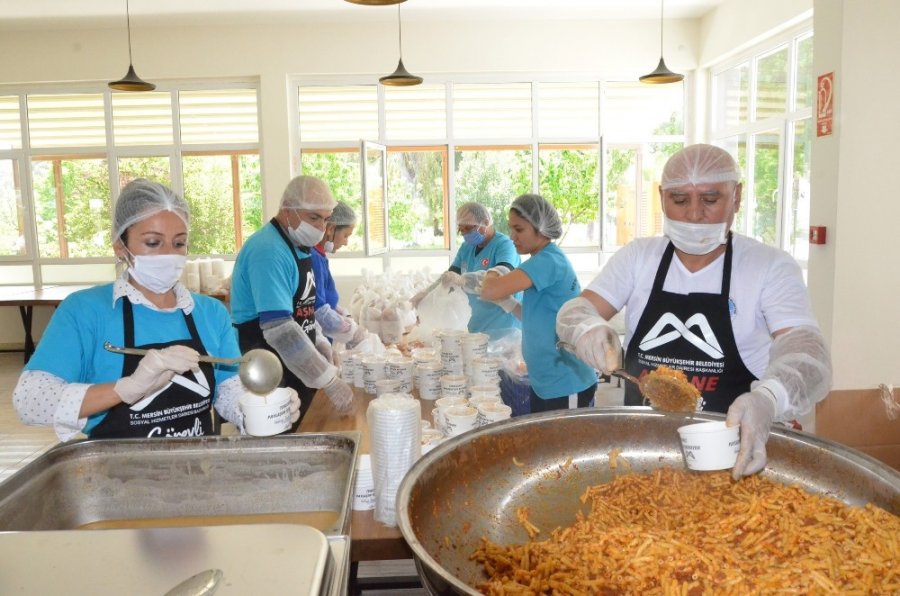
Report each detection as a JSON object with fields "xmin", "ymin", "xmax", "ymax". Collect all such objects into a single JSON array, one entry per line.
[{"xmin": 366, "ymin": 393, "xmax": 421, "ymax": 526}]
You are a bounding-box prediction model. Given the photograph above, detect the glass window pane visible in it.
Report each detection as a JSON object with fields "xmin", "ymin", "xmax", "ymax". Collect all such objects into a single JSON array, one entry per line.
[
  {"xmin": 300, "ymin": 150, "xmax": 364, "ymax": 252},
  {"xmin": 755, "ymin": 46, "xmax": 789, "ymax": 120},
  {"xmin": 182, "ymin": 154, "xmax": 237, "ymax": 254},
  {"xmin": 794, "ymin": 34, "xmax": 814, "ymax": 111},
  {"xmin": 31, "ymin": 157, "xmax": 111, "ymax": 258},
  {"xmin": 0, "ymin": 96, "xmax": 22, "ymax": 150},
  {"xmin": 603, "ymin": 82, "xmax": 684, "ymax": 140},
  {"xmin": 387, "ymin": 149, "xmax": 447, "ymax": 250},
  {"xmin": 117, "ymin": 156, "xmax": 171, "ymax": 187},
  {"xmin": 452, "ymin": 83, "xmax": 532, "ymax": 140},
  {"xmin": 604, "ymin": 146, "xmax": 639, "ymax": 249},
  {"xmin": 751, "ymin": 130, "xmax": 781, "ymax": 244},
  {"xmin": 0, "ymin": 159, "xmax": 26, "ymax": 256},
  {"xmin": 385, "ymin": 85, "xmax": 446, "ymax": 140},
  {"xmin": 179, "ymin": 89, "xmax": 259, "ymax": 144},
  {"xmin": 714, "ymin": 64, "xmax": 749, "ymax": 130},
  {"xmin": 112, "ymin": 92, "xmax": 174, "ymax": 146},
  {"xmin": 298, "ymin": 86, "xmax": 378, "ymax": 143},
  {"xmin": 643, "ymin": 141, "xmax": 684, "ymax": 236},
  {"xmin": 538, "ymin": 82, "xmax": 599, "ymax": 138},
  {"xmin": 27, "ymin": 94, "xmax": 106, "ymax": 148},
  {"xmin": 454, "ymin": 147, "xmax": 532, "ymax": 235},
  {"xmin": 787, "ymin": 119, "xmax": 811, "ymax": 260},
  {"xmin": 538, "ymin": 145, "xmax": 599, "ymax": 247},
  {"xmin": 238, "ymin": 154, "xmax": 263, "ymax": 244},
  {"xmin": 716, "ymin": 135, "xmax": 747, "ymax": 234}
]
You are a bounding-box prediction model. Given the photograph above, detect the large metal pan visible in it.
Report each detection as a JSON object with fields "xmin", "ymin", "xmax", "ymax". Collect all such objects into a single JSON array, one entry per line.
[{"xmin": 397, "ymin": 407, "xmax": 900, "ymax": 595}]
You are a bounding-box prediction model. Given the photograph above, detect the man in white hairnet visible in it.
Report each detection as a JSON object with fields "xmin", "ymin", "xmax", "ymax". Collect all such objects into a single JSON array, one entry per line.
[
  {"xmin": 556, "ymin": 144, "xmax": 832, "ymax": 479},
  {"xmin": 231, "ymin": 176, "xmax": 354, "ymax": 429},
  {"xmin": 411, "ymin": 201, "xmax": 521, "ymax": 337}
]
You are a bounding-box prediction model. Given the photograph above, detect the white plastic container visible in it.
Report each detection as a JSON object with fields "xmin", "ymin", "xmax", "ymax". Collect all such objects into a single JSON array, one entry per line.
[
  {"xmin": 677, "ymin": 420, "xmax": 741, "ymax": 471},
  {"xmin": 238, "ymin": 387, "xmax": 292, "ymax": 436}
]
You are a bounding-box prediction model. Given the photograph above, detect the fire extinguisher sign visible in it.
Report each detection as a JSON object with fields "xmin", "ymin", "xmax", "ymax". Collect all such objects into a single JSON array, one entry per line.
[{"xmin": 817, "ymin": 72, "xmax": 834, "ymax": 137}]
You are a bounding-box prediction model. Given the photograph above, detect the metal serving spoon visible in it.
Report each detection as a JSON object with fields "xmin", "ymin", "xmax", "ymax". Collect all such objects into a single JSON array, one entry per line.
[
  {"xmin": 556, "ymin": 341, "xmax": 700, "ymax": 413},
  {"xmin": 103, "ymin": 342, "xmax": 283, "ymax": 395}
]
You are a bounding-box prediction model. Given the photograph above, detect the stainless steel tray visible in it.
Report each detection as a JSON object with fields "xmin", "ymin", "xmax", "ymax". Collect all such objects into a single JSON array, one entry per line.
[{"xmin": 0, "ymin": 432, "xmax": 359, "ymax": 537}]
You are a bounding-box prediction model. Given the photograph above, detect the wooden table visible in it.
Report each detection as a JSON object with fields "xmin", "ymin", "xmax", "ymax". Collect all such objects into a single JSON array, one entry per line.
[
  {"xmin": 0, "ymin": 285, "xmax": 94, "ymax": 363},
  {"xmin": 298, "ymin": 385, "xmax": 435, "ymax": 589}
]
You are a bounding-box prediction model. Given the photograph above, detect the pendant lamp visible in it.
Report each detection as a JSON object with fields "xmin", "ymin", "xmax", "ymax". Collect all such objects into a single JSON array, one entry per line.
[
  {"xmin": 379, "ymin": 4, "xmax": 422, "ymax": 86},
  {"xmin": 108, "ymin": 0, "xmax": 155, "ymax": 92},
  {"xmin": 639, "ymin": 0, "xmax": 683, "ymax": 85},
  {"xmin": 345, "ymin": 0, "xmax": 406, "ymax": 5}
]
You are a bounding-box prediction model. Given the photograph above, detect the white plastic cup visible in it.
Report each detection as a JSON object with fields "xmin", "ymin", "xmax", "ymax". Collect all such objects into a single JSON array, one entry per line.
[
  {"xmin": 433, "ymin": 396, "xmax": 469, "ymax": 434},
  {"xmin": 353, "ymin": 454, "xmax": 376, "ymax": 511},
  {"xmin": 471, "ymin": 356, "xmax": 501, "ymax": 386},
  {"xmin": 387, "ymin": 356, "xmax": 415, "ymax": 393},
  {"xmin": 420, "ymin": 428, "xmax": 445, "ymax": 455},
  {"xmin": 341, "ymin": 353, "xmax": 358, "ymax": 383},
  {"xmin": 238, "ymin": 387, "xmax": 292, "ymax": 436},
  {"xmin": 469, "ymin": 384, "xmax": 502, "ymax": 400},
  {"xmin": 375, "ymin": 378, "xmax": 402, "ymax": 396},
  {"xmin": 362, "ymin": 355, "xmax": 387, "ymax": 395},
  {"xmin": 443, "ymin": 405, "xmax": 479, "ymax": 437},
  {"xmin": 417, "ymin": 361, "xmax": 443, "ymax": 400},
  {"xmin": 677, "ymin": 421, "xmax": 741, "ymax": 471},
  {"xmin": 469, "ymin": 395, "xmax": 502, "ymax": 411},
  {"xmin": 440, "ymin": 374, "xmax": 468, "ymax": 399},
  {"xmin": 476, "ymin": 402, "xmax": 512, "ymax": 426}
]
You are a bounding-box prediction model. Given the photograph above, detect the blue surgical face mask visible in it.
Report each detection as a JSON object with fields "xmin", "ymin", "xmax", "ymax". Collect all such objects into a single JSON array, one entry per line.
[{"xmin": 462, "ymin": 227, "xmax": 486, "ymax": 246}]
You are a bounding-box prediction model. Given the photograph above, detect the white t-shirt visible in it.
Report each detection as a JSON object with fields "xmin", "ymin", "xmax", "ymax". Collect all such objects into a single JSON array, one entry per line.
[{"xmin": 585, "ymin": 234, "xmax": 818, "ymax": 378}]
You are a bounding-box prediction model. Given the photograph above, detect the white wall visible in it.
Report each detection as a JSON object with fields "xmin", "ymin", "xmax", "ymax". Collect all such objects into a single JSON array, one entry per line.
[{"xmin": 808, "ymin": 0, "xmax": 900, "ymax": 389}]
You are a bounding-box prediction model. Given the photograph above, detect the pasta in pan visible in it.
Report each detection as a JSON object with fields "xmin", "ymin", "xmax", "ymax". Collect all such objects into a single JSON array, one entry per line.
[{"xmin": 471, "ymin": 468, "xmax": 900, "ymax": 595}]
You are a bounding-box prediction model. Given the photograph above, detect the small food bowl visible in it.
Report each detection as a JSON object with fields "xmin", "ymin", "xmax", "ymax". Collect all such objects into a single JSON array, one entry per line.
[
  {"xmin": 239, "ymin": 387, "xmax": 292, "ymax": 436},
  {"xmin": 677, "ymin": 420, "xmax": 740, "ymax": 471}
]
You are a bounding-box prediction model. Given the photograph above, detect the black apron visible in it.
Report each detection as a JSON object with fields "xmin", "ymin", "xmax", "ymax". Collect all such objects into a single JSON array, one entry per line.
[
  {"xmin": 91, "ymin": 299, "xmax": 216, "ymax": 438},
  {"xmin": 624, "ymin": 235, "xmax": 756, "ymax": 413},
  {"xmin": 234, "ymin": 218, "xmax": 318, "ymax": 426}
]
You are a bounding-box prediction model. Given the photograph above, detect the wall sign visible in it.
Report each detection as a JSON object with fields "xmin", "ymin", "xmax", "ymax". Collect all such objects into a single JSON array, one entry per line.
[{"xmin": 817, "ymin": 72, "xmax": 834, "ymax": 137}]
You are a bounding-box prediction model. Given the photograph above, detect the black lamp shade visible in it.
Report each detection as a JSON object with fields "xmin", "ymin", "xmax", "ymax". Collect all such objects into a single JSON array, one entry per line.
[
  {"xmin": 109, "ymin": 64, "xmax": 156, "ymax": 92},
  {"xmin": 379, "ymin": 59, "xmax": 423, "ymax": 86},
  {"xmin": 639, "ymin": 57, "xmax": 684, "ymax": 84}
]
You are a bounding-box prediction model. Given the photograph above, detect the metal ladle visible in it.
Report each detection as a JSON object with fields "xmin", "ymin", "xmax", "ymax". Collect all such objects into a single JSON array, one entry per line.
[
  {"xmin": 103, "ymin": 342, "xmax": 283, "ymax": 395},
  {"xmin": 556, "ymin": 341, "xmax": 700, "ymax": 413}
]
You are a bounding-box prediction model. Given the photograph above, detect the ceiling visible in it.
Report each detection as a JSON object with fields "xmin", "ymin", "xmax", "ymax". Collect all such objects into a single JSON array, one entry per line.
[{"xmin": 1, "ymin": 0, "xmax": 726, "ymax": 29}]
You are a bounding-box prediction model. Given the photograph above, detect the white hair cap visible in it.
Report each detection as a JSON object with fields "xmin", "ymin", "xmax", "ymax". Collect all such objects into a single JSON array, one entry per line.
[
  {"xmin": 280, "ymin": 176, "xmax": 337, "ymax": 211},
  {"xmin": 457, "ymin": 202, "xmax": 493, "ymax": 227},
  {"xmin": 113, "ymin": 179, "xmax": 189, "ymax": 242},
  {"xmin": 661, "ymin": 144, "xmax": 742, "ymax": 190},
  {"xmin": 510, "ymin": 194, "xmax": 562, "ymax": 240},
  {"xmin": 329, "ymin": 201, "xmax": 358, "ymax": 227}
]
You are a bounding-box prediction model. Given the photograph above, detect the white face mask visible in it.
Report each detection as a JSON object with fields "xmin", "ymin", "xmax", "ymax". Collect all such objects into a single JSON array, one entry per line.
[
  {"xmin": 126, "ymin": 251, "xmax": 187, "ymax": 294},
  {"xmin": 663, "ymin": 216, "xmax": 728, "ymax": 255},
  {"xmin": 323, "ymin": 240, "xmax": 335, "ymax": 254},
  {"xmin": 288, "ymin": 219, "xmax": 324, "ymax": 247}
]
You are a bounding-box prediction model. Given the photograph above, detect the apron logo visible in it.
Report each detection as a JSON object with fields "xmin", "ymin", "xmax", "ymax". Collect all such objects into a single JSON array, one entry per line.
[
  {"xmin": 129, "ymin": 369, "xmax": 211, "ymax": 412},
  {"xmin": 639, "ymin": 313, "xmax": 725, "ymax": 360},
  {"xmin": 299, "ymin": 270, "xmax": 317, "ymax": 301}
]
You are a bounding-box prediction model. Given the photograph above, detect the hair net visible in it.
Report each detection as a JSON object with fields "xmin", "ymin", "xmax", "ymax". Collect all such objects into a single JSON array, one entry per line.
[
  {"xmin": 661, "ymin": 144, "xmax": 742, "ymax": 190},
  {"xmin": 328, "ymin": 201, "xmax": 358, "ymax": 227},
  {"xmin": 457, "ymin": 202, "xmax": 492, "ymax": 227},
  {"xmin": 280, "ymin": 175, "xmax": 337, "ymax": 211},
  {"xmin": 113, "ymin": 179, "xmax": 189, "ymax": 242},
  {"xmin": 510, "ymin": 194, "xmax": 563, "ymax": 240}
]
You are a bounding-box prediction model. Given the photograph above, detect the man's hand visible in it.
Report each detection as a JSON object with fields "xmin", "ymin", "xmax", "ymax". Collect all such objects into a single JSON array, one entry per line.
[
  {"xmin": 323, "ymin": 376, "xmax": 353, "ymax": 413},
  {"xmin": 726, "ymin": 389, "xmax": 776, "ymax": 479},
  {"xmin": 574, "ymin": 325, "xmax": 621, "ymax": 375}
]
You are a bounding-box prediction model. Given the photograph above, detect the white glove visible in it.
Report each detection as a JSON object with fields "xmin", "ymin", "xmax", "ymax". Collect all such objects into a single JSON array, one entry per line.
[
  {"xmin": 491, "ymin": 296, "xmax": 519, "ymax": 313},
  {"xmin": 323, "ymin": 376, "xmax": 353, "ymax": 413},
  {"xmin": 726, "ymin": 389, "xmax": 776, "ymax": 479},
  {"xmin": 440, "ymin": 271, "xmax": 463, "ymax": 287},
  {"xmin": 286, "ymin": 387, "xmax": 301, "ymax": 424},
  {"xmin": 113, "ymin": 345, "xmax": 200, "ymax": 405},
  {"xmin": 460, "ymin": 271, "xmax": 486, "ymax": 295},
  {"xmin": 556, "ymin": 297, "xmax": 621, "ymax": 374},
  {"xmin": 345, "ymin": 324, "xmax": 368, "ymax": 350},
  {"xmin": 315, "ymin": 334, "xmax": 334, "ymax": 365},
  {"xmin": 262, "ymin": 319, "xmax": 337, "ymax": 389},
  {"xmin": 756, "ymin": 326, "xmax": 833, "ymax": 421},
  {"xmin": 486, "ymin": 265, "xmax": 512, "ymax": 277}
]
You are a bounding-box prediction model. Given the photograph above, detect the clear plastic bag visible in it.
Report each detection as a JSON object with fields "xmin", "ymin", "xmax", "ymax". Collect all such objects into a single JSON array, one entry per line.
[
  {"xmin": 486, "ymin": 328, "xmax": 531, "ymax": 417},
  {"xmin": 410, "ymin": 284, "xmax": 471, "ymax": 342}
]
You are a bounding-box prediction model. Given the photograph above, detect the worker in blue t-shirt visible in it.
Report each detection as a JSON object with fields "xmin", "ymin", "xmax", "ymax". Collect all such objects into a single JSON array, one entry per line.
[{"xmin": 412, "ymin": 202, "xmax": 522, "ymax": 338}]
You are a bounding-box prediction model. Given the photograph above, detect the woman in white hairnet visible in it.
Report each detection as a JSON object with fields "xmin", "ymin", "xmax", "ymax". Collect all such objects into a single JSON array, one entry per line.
[
  {"xmin": 481, "ymin": 194, "xmax": 597, "ymax": 412},
  {"xmin": 231, "ymin": 176, "xmax": 354, "ymax": 429},
  {"xmin": 412, "ymin": 202, "xmax": 521, "ymax": 337},
  {"xmin": 13, "ymin": 179, "xmax": 290, "ymax": 440},
  {"xmin": 556, "ymin": 144, "xmax": 832, "ymax": 479}
]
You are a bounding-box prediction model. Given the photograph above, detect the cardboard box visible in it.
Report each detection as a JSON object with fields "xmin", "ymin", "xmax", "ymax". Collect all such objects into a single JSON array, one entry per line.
[{"xmin": 815, "ymin": 388, "xmax": 900, "ymax": 471}]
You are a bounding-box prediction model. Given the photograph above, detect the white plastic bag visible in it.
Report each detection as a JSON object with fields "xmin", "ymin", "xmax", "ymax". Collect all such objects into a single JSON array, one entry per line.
[{"xmin": 410, "ymin": 284, "xmax": 471, "ymax": 341}]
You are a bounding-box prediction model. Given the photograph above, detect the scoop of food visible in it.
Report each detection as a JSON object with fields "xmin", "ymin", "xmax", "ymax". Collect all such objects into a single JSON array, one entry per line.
[{"xmin": 639, "ymin": 365, "xmax": 702, "ymax": 413}]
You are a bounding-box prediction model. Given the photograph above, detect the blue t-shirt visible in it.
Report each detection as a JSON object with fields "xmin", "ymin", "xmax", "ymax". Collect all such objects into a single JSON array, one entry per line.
[
  {"xmin": 451, "ymin": 232, "xmax": 521, "ymax": 337},
  {"xmin": 231, "ymin": 222, "xmax": 312, "ymax": 324},
  {"xmin": 518, "ymin": 243, "xmax": 597, "ymax": 399},
  {"xmin": 311, "ymin": 248, "xmax": 339, "ymax": 310},
  {"xmin": 25, "ymin": 284, "xmax": 240, "ymax": 434}
]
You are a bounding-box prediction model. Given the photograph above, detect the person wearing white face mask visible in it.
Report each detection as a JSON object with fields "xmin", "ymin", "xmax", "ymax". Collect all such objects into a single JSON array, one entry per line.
[
  {"xmin": 231, "ymin": 176, "xmax": 355, "ymax": 427},
  {"xmin": 556, "ymin": 144, "xmax": 832, "ymax": 480},
  {"xmin": 410, "ymin": 201, "xmax": 522, "ymax": 337},
  {"xmin": 13, "ymin": 179, "xmax": 294, "ymax": 440}
]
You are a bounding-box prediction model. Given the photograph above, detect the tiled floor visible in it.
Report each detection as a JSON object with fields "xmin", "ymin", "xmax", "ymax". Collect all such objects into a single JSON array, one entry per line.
[{"xmin": 0, "ymin": 352, "xmax": 58, "ymax": 485}]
